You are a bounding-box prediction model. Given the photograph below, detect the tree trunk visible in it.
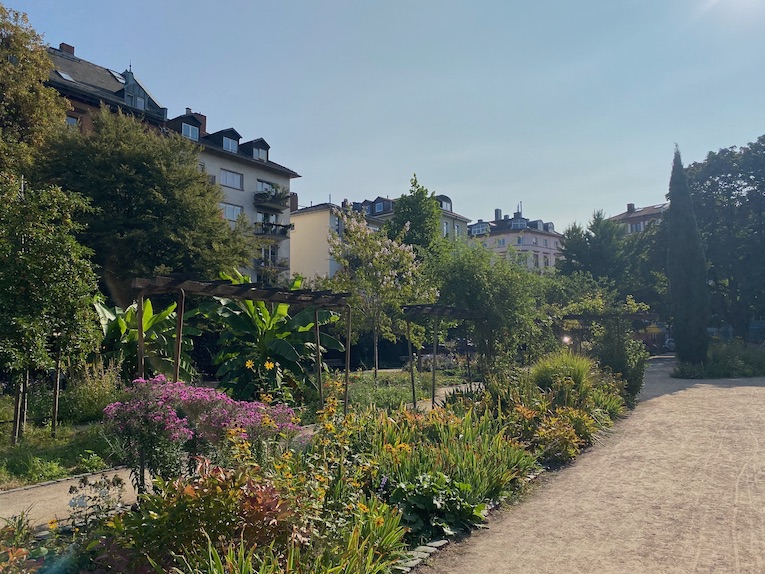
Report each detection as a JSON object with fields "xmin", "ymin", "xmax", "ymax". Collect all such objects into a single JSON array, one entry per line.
[
  {"xmin": 20, "ymin": 371, "xmax": 28, "ymax": 440},
  {"xmin": 52, "ymin": 352, "xmax": 62, "ymax": 438},
  {"xmin": 373, "ymin": 324, "xmax": 379, "ymax": 383},
  {"xmin": 11, "ymin": 373, "xmax": 22, "ymax": 446}
]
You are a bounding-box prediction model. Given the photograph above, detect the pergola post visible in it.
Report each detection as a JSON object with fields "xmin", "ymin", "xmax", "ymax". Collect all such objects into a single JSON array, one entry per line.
[
  {"xmin": 431, "ymin": 313, "xmax": 439, "ymax": 409},
  {"xmin": 344, "ymin": 305, "xmax": 352, "ymax": 415},
  {"xmin": 173, "ymin": 289, "xmax": 186, "ymax": 383},
  {"xmin": 407, "ymin": 319, "xmax": 416, "ymax": 409},
  {"xmin": 314, "ymin": 308, "xmax": 323, "ymax": 410},
  {"xmin": 137, "ymin": 293, "xmax": 145, "ymax": 379}
]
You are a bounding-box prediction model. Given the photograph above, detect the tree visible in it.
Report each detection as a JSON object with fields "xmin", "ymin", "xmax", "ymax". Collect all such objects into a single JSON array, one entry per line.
[
  {"xmin": 557, "ymin": 210, "xmax": 627, "ymax": 284},
  {"xmin": 667, "ymin": 149, "xmax": 709, "ymax": 364},
  {"xmin": 0, "ymin": 173, "xmax": 100, "ymax": 444},
  {"xmin": 385, "ymin": 174, "xmax": 443, "ymax": 253},
  {"xmin": 686, "ymin": 137, "xmax": 765, "ymax": 337},
  {"xmin": 329, "ymin": 209, "xmax": 427, "ymax": 379},
  {"xmin": 0, "ymin": 4, "xmax": 69, "ymax": 173},
  {"xmin": 33, "ymin": 108, "xmax": 257, "ymax": 306},
  {"xmin": 434, "ymin": 241, "xmax": 535, "ymax": 365}
]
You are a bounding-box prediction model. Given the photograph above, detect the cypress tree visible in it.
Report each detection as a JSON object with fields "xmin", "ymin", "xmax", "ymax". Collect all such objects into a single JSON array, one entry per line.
[{"xmin": 667, "ymin": 148, "xmax": 709, "ymax": 364}]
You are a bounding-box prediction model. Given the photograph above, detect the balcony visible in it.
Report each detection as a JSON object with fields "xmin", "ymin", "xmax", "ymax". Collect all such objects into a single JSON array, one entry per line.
[
  {"xmin": 253, "ymin": 190, "xmax": 290, "ymax": 210},
  {"xmin": 254, "ymin": 255, "xmax": 289, "ymax": 270},
  {"xmin": 253, "ymin": 222, "xmax": 292, "ymax": 240}
]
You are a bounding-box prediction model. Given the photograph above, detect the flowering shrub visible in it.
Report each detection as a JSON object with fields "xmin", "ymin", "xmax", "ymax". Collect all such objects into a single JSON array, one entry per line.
[{"xmin": 103, "ymin": 375, "xmax": 299, "ymax": 490}]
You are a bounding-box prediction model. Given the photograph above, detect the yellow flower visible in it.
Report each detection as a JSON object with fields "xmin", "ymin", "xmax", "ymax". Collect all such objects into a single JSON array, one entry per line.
[
  {"xmin": 259, "ymin": 393, "xmax": 273, "ymax": 404},
  {"xmin": 48, "ymin": 519, "xmax": 58, "ymax": 530},
  {"xmin": 264, "ymin": 360, "xmax": 275, "ymax": 371},
  {"xmin": 245, "ymin": 359, "xmax": 255, "ymax": 369},
  {"xmin": 374, "ymin": 516, "xmax": 385, "ymax": 527},
  {"xmin": 357, "ymin": 502, "xmax": 369, "ymax": 513}
]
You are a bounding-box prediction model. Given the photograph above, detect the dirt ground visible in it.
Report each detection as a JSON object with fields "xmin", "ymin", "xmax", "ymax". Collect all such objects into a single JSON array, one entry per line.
[{"xmin": 417, "ymin": 357, "xmax": 765, "ymax": 574}]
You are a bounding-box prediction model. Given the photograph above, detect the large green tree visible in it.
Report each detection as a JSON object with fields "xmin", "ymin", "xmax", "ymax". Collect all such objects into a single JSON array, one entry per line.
[
  {"xmin": 0, "ymin": 173, "xmax": 100, "ymax": 444},
  {"xmin": 686, "ymin": 137, "xmax": 765, "ymax": 338},
  {"xmin": 385, "ymin": 174, "xmax": 443, "ymax": 253},
  {"xmin": 33, "ymin": 109, "xmax": 257, "ymax": 306},
  {"xmin": 0, "ymin": 4, "xmax": 69, "ymax": 174},
  {"xmin": 667, "ymin": 149, "xmax": 709, "ymax": 364}
]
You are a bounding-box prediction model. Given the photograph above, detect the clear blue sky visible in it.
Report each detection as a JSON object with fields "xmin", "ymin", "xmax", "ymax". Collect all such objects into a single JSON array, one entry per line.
[{"xmin": 11, "ymin": 0, "xmax": 765, "ymax": 229}]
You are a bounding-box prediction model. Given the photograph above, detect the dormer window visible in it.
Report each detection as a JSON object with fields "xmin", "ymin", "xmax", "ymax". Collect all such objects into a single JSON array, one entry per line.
[
  {"xmin": 253, "ymin": 148, "xmax": 267, "ymax": 161},
  {"xmin": 182, "ymin": 123, "xmax": 199, "ymax": 141},
  {"xmin": 126, "ymin": 93, "xmax": 145, "ymax": 110},
  {"xmin": 375, "ymin": 202, "xmax": 383, "ymax": 213},
  {"xmin": 223, "ymin": 137, "xmax": 238, "ymax": 153}
]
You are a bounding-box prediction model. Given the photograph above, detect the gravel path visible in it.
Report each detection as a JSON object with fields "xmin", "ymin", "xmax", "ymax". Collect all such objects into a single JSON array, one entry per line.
[{"xmin": 416, "ymin": 357, "xmax": 765, "ymax": 574}]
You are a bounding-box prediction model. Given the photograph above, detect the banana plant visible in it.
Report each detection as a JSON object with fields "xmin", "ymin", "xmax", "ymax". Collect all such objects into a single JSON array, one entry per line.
[
  {"xmin": 94, "ymin": 298, "xmax": 199, "ymax": 382},
  {"xmin": 200, "ymin": 270, "xmax": 343, "ymax": 401}
]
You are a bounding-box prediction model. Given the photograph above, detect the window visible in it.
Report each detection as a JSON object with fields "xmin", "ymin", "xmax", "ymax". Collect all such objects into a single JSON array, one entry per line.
[
  {"xmin": 517, "ymin": 236, "xmax": 523, "ymax": 245},
  {"xmin": 223, "ymin": 136, "xmax": 238, "ymax": 153},
  {"xmin": 533, "ymin": 254, "xmax": 540, "ymax": 268},
  {"xmin": 253, "ymin": 148, "xmax": 267, "ymax": 161},
  {"xmin": 555, "ymin": 241, "xmax": 560, "ymax": 248},
  {"xmin": 497, "ymin": 238, "xmax": 506, "ymax": 247},
  {"xmin": 543, "ymin": 255, "xmax": 550, "ymax": 267},
  {"xmin": 455, "ymin": 223, "xmax": 461, "ymax": 236},
  {"xmin": 220, "ymin": 202, "xmax": 243, "ymax": 222},
  {"xmin": 543, "ymin": 239, "xmax": 549, "ymax": 248},
  {"xmin": 375, "ymin": 202, "xmax": 383, "ymax": 213},
  {"xmin": 256, "ymin": 180, "xmax": 275, "ymax": 194},
  {"xmin": 532, "ymin": 237, "xmax": 538, "ymax": 245},
  {"xmin": 364, "ymin": 205, "xmax": 371, "ymax": 215},
  {"xmin": 65, "ymin": 115, "xmax": 78, "ymax": 128},
  {"xmin": 125, "ymin": 93, "xmax": 145, "ymax": 110},
  {"xmin": 56, "ymin": 70, "xmax": 74, "ymax": 82},
  {"xmin": 182, "ymin": 123, "xmax": 199, "ymax": 141},
  {"xmin": 220, "ymin": 169, "xmax": 243, "ymax": 190},
  {"xmin": 442, "ymin": 221, "xmax": 449, "ymax": 237},
  {"xmin": 198, "ymin": 162, "xmax": 206, "ymax": 172},
  {"xmin": 442, "ymin": 200, "xmax": 451, "ymax": 211}
]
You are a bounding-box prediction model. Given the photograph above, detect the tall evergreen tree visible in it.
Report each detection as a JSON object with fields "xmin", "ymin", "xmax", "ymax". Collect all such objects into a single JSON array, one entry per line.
[{"xmin": 667, "ymin": 148, "xmax": 709, "ymax": 364}]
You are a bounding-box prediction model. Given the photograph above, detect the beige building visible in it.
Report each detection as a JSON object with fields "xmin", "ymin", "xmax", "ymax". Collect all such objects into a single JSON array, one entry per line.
[
  {"xmin": 167, "ymin": 110, "xmax": 300, "ymax": 285},
  {"xmin": 469, "ymin": 208, "xmax": 564, "ymax": 272},
  {"xmin": 355, "ymin": 194, "xmax": 471, "ymax": 239}
]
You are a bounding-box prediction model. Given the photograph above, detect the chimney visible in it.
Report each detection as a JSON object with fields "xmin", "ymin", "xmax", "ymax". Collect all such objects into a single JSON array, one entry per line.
[
  {"xmin": 185, "ymin": 107, "xmax": 192, "ymax": 115},
  {"xmin": 494, "ymin": 208, "xmax": 502, "ymax": 221},
  {"xmin": 192, "ymin": 112, "xmax": 207, "ymax": 135},
  {"xmin": 504, "ymin": 214, "xmax": 510, "ymax": 220},
  {"xmin": 59, "ymin": 42, "xmax": 75, "ymax": 55},
  {"xmin": 627, "ymin": 203, "xmax": 635, "ymax": 213},
  {"xmin": 289, "ymin": 192, "xmax": 298, "ymax": 212}
]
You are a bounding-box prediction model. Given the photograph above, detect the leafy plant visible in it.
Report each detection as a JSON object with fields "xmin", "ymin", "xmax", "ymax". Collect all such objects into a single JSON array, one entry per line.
[
  {"xmin": 201, "ymin": 270, "xmax": 343, "ymax": 402},
  {"xmin": 95, "ymin": 298, "xmax": 199, "ymax": 382},
  {"xmin": 59, "ymin": 358, "xmax": 124, "ymax": 424}
]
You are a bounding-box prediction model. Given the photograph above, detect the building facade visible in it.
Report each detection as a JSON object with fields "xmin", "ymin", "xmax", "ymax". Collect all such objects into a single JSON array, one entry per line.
[
  {"xmin": 46, "ymin": 43, "xmax": 300, "ymax": 285},
  {"xmin": 469, "ymin": 208, "xmax": 563, "ymax": 272},
  {"xmin": 354, "ymin": 194, "xmax": 470, "ymax": 239},
  {"xmin": 166, "ymin": 110, "xmax": 299, "ymax": 284},
  {"xmin": 608, "ymin": 202, "xmax": 669, "ymax": 234}
]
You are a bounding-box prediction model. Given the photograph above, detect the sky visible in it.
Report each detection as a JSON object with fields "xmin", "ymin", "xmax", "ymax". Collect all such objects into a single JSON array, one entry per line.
[{"xmin": 10, "ymin": 0, "xmax": 765, "ymax": 230}]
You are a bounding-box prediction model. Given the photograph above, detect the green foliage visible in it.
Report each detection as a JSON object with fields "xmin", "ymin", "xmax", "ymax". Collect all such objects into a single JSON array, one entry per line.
[
  {"xmin": 385, "ymin": 174, "xmax": 444, "ymax": 253},
  {"xmin": 673, "ymin": 340, "xmax": 765, "ymax": 379},
  {"xmin": 95, "ymin": 298, "xmax": 198, "ymax": 382},
  {"xmin": 388, "ymin": 471, "xmax": 485, "ymax": 542},
  {"xmin": 0, "ymin": 4, "xmax": 70, "ymax": 174},
  {"xmin": 59, "ymin": 358, "xmax": 124, "ymax": 424},
  {"xmin": 434, "ymin": 240, "xmax": 535, "ymax": 363},
  {"xmin": 667, "ymin": 148, "xmax": 710, "ymax": 364},
  {"xmin": 0, "ymin": 424, "xmax": 114, "ymax": 489},
  {"xmin": 329, "ymin": 209, "xmax": 430, "ymax": 376},
  {"xmin": 557, "ymin": 210, "xmax": 627, "ymax": 282},
  {"xmin": 346, "ymin": 370, "xmax": 429, "ymax": 411},
  {"xmin": 33, "ymin": 108, "xmax": 257, "ymax": 306},
  {"xmin": 686, "ymin": 137, "xmax": 765, "ymax": 338},
  {"xmin": 202, "ymin": 271, "xmax": 343, "ymax": 402},
  {"xmin": 0, "ymin": 174, "xmax": 100, "ymax": 375}
]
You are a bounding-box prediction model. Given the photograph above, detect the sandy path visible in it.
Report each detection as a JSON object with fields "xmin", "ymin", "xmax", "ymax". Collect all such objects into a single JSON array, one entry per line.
[{"xmin": 417, "ymin": 357, "xmax": 765, "ymax": 574}]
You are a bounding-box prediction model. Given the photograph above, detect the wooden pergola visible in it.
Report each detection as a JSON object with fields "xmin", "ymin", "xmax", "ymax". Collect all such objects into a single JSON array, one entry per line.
[
  {"xmin": 402, "ymin": 304, "xmax": 486, "ymax": 409},
  {"xmin": 131, "ymin": 277, "xmax": 352, "ymax": 411}
]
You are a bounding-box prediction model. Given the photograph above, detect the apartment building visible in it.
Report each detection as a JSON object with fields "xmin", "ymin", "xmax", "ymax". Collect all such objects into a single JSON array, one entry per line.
[
  {"xmin": 608, "ymin": 202, "xmax": 669, "ymax": 234},
  {"xmin": 354, "ymin": 194, "xmax": 470, "ymax": 239},
  {"xmin": 469, "ymin": 207, "xmax": 563, "ymax": 272}
]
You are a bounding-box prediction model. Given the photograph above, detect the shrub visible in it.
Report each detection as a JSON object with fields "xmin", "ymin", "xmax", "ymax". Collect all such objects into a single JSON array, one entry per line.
[
  {"xmin": 534, "ymin": 411, "xmax": 583, "ymax": 465},
  {"xmin": 59, "ymin": 359, "xmax": 123, "ymax": 424}
]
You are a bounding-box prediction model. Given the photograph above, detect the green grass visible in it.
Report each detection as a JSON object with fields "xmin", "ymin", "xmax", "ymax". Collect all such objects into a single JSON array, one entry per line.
[
  {"xmin": 347, "ymin": 369, "xmax": 465, "ymax": 411},
  {"xmin": 0, "ymin": 422, "xmax": 117, "ymax": 490}
]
